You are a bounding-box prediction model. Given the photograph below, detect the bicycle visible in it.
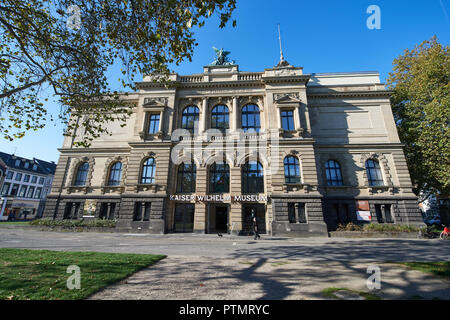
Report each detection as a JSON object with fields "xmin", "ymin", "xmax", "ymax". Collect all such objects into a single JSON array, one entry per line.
[{"xmin": 440, "ymin": 226, "xmax": 449, "ymax": 240}]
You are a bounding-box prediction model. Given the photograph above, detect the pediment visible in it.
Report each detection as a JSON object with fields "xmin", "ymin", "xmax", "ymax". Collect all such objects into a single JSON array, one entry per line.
[
  {"xmin": 143, "ymin": 97, "xmax": 168, "ymax": 108},
  {"xmin": 273, "ymin": 93, "xmax": 301, "ymax": 104}
]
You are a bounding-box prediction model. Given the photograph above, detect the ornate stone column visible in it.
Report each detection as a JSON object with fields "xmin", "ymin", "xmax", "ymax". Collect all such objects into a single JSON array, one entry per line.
[
  {"xmin": 200, "ymin": 97, "xmax": 208, "ymax": 133},
  {"xmin": 232, "ymin": 96, "xmax": 239, "ymax": 131}
]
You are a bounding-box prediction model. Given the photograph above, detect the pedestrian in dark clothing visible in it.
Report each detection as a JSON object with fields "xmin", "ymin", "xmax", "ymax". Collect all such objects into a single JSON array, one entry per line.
[{"xmin": 251, "ymin": 209, "xmax": 261, "ymax": 240}]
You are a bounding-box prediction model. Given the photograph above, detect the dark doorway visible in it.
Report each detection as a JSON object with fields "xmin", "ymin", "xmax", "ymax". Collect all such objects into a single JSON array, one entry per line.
[
  {"xmin": 242, "ymin": 204, "xmax": 266, "ymax": 235},
  {"xmin": 174, "ymin": 203, "xmax": 195, "ymax": 233},
  {"xmin": 215, "ymin": 206, "xmax": 228, "ymax": 233}
]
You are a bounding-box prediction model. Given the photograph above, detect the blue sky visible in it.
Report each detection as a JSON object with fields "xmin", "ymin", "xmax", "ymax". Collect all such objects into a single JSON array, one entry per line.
[{"xmin": 1, "ymin": 0, "xmax": 448, "ymax": 162}]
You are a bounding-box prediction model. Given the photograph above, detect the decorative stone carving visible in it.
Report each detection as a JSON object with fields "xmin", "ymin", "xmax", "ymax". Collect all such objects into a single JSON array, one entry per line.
[
  {"xmin": 273, "ymin": 92, "xmax": 301, "ymax": 104},
  {"xmin": 143, "ymin": 97, "xmax": 168, "ymax": 107}
]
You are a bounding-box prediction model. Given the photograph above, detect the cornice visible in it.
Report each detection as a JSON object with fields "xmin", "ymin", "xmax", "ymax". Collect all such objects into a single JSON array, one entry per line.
[
  {"xmin": 58, "ymin": 147, "xmax": 131, "ymax": 153},
  {"xmin": 307, "ymin": 90, "xmax": 393, "ymax": 99}
]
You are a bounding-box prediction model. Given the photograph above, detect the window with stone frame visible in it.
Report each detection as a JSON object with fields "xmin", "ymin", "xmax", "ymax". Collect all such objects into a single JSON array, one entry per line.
[
  {"xmin": 10, "ymin": 184, "xmax": 19, "ymax": 196},
  {"xmin": 176, "ymin": 161, "xmax": 197, "ymax": 193},
  {"xmin": 74, "ymin": 162, "xmax": 89, "ymax": 186},
  {"xmin": 147, "ymin": 113, "xmax": 160, "ymax": 134},
  {"xmin": 288, "ymin": 203, "xmax": 307, "ymax": 223},
  {"xmin": 140, "ymin": 158, "xmax": 156, "ymax": 184},
  {"xmin": 18, "ymin": 185, "xmax": 27, "ymax": 197},
  {"xmin": 34, "ymin": 187, "xmax": 42, "ymax": 199},
  {"xmin": 27, "ymin": 186, "xmax": 35, "ymax": 198},
  {"xmin": 242, "ymin": 161, "xmax": 264, "ymax": 194},
  {"xmin": 365, "ymin": 159, "xmax": 384, "ymax": 187},
  {"xmin": 241, "ymin": 104, "xmax": 261, "ymax": 132},
  {"xmin": 284, "ymin": 156, "xmax": 301, "ymax": 184},
  {"xmin": 281, "ymin": 109, "xmax": 295, "ymax": 131},
  {"xmin": 209, "ymin": 161, "xmax": 230, "ymax": 194},
  {"xmin": 325, "ymin": 160, "xmax": 344, "ymax": 186},
  {"xmin": 211, "ymin": 105, "xmax": 229, "ymax": 131},
  {"xmin": 107, "ymin": 162, "xmax": 123, "ymax": 186},
  {"xmin": 181, "ymin": 106, "xmax": 200, "ymax": 134},
  {"xmin": 1, "ymin": 182, "xmax": 10, "ymax": 195}
]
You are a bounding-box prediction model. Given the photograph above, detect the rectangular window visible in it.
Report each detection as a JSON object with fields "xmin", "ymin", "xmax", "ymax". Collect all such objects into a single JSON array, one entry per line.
[
  {"xmin": 288, "ymin": 203, "xmax": 296, "ymax": 223},
  {"xmin": 6, "ymin": 171, "xmax": 13, "ymax": 180},
  {"xmin": 38, "ymin": 177, "xmax": 44, "ymax": 185},
  {"xmin": 147, "ymin": 114, "xmax": 160, "ymax": 134},
  {"xmin": 34, "ymin": 187, "xmax": 42, "ymax": 199},
  {"xmin": 24, "ymin": 162, "xmax": 29, "ymax": 169},
  {"xmin": 27, "ymin": 186, "xmax": 35, "ymax": 198},
  {"xmin": 24, "ymin": 175, "xmax": 30, "ymax": 183},
  {"xmin": 375, "ymin": 204, "xmax": 394, "ymax": 224},
  {"xmin": 32, "ymin": 164, "xmax": 38, "ymax": 171},
  {"xmin": 31, "ymin": 176, "xmax": 37, "ymax": 184},
  {"xmin": 1, "ymin": 183, "xmax": 10, "ymax": 195},
  {"xmin": 18, "ymin": 185, "xmax": 27, "ymax": 197},
  {"xmin": 288, "ymin": 203, "xmax": 307, "ymax": 223},
  {"xmin": 15, "ymin": 173, "xmax": 22, "ymax": 181},
  {"xmin": 10, "ymin": 184, "xmax": 19, "ymax": 196},
  {"xmin": 281, "ymin": 110, "xmax": 295, "ymax": 131},
  {"xmin": 15, "ymin": 159, "xmax": 21, "ymax": 167}
]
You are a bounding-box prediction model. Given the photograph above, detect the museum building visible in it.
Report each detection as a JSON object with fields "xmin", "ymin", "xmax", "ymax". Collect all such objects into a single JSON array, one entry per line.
[{"xmin": 43, "ymin": 51, "xmax": 423, "ymax": 236}]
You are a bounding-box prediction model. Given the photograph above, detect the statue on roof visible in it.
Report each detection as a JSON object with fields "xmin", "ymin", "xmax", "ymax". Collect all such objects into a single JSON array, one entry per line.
[{"xmin": 209, "ymin": 47, "xmax": 235, "ymax": 66}]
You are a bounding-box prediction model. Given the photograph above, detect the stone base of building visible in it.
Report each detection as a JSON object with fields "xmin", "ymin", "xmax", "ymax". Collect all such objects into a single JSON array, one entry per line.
[
  {"xmin": 115, "ymin": 220, "xmax": 165, "ymax": 234},
  {"xmin": 322, "ymin": 196, "xmax": 424, "ymax": 231},
  {"xmin": 272, "ymin": 221, "xmax": 328, "ymax": 237}
]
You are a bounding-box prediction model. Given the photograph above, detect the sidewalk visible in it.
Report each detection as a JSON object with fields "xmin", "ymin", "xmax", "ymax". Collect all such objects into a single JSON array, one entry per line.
[{"xmin": 89, "ymin": 257, "xmax": 450, "ymax": 300}]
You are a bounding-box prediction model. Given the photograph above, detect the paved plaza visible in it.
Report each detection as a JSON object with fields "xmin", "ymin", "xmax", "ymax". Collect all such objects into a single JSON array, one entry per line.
[{"xmin": 1, "ymin": 228, "xmax": 449, "ymax": 299}]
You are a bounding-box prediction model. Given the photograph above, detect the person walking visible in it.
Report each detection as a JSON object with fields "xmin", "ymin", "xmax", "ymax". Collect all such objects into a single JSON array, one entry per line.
[{"xmin": 251, "ymin": 209, "xmax": 261, "ymax": 240}]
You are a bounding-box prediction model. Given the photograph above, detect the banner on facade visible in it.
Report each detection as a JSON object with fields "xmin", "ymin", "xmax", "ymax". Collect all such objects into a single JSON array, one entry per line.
[
  {"xmin": 355, "ymin": 200, "xmax": 371, "ymax": 221},
  {"xmin": 356, "ymin": 211, "xmax": 372, "ymax": 221},
  {"xmin": 83, "ymin": 199, "xmax": 96, "ymax": 217}
]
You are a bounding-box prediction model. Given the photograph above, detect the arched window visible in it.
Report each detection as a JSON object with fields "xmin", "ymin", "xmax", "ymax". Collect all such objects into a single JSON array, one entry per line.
[
  {"xmin": 284, "ymin": 156, "xmax": 301, "ymax": 184},
  {"xmin": 181, "ymin": 106, "xmax": 200, "ymax": 134},
  {"xmin": 241, "ymin": 104, "xmax": 261, "ymax": 132},
  {"xmin": 108, "ymin": 162, "xmax": 123, "ymax": 186},
  {"xmin": 242, "ymin": 161, "xmax": 264, "ymax": 194},
  {"xmin": 365, "ymin": 159, "xmax": 384, "ymax": 186},
  {"xmin": 177, "ymin": 161, "xmax": 196, "ymax": 193},
  {"xmin": 325, "ymin": 160, "xmax": 344, "ymax": 186},
  {"xmin": 209, "ymin": 161, "xmax": 230, "ymax": 193},
  {"xmin": 211, "ymin": 105, "xmax": 229, "ymax": 131},
  {"xmin": 74, "ymin": 162, "xmax": 89, "ymax": 186},
  {"xmin": 140, "ymin": 158, "xmax": 156, "ymax": 184}
]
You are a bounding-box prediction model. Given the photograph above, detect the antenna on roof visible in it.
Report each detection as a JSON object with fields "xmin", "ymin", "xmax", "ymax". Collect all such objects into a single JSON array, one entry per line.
[
  {"xmin": 276, "ymin": 24, "xmax": 291, "ymax": 68},
  {"xmin": 12, "ymin": 146, "xmax": 17, "ymax": 156},
  {"xmin": 278, "ymin": 24, "xmax": 284, "ymax": 63}
]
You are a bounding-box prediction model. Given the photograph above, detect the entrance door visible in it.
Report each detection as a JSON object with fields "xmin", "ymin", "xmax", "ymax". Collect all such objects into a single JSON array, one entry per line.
[
  {"xmin": 174, "ymin": 204, "xmax": 195, "ymax": 233},
  {"xmin": 242, "ymin": 204, "xmax": 266, "ymax": 235},
  {"xmin": 215, "ymin": 206, "xmax": 228, "ymax": 233}
]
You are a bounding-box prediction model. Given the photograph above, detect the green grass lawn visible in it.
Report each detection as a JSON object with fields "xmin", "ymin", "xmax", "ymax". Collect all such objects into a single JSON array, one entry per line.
[
  {"xmin": 0, "ymin": 221, "xmax": 30, "ymax": 226},
  {"xmin": 399, "ymin": 262, "xmax": 450, "ymax": 280},
  {"xmin": 0, "ymin": 248, "xmax": 165, "ymax": 300}
]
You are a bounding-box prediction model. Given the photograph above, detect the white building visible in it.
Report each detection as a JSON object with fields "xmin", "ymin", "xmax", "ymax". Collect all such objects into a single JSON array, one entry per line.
[{"xmin": 0, "ymin": 152, "xmax": 56, "ymax": 220}]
